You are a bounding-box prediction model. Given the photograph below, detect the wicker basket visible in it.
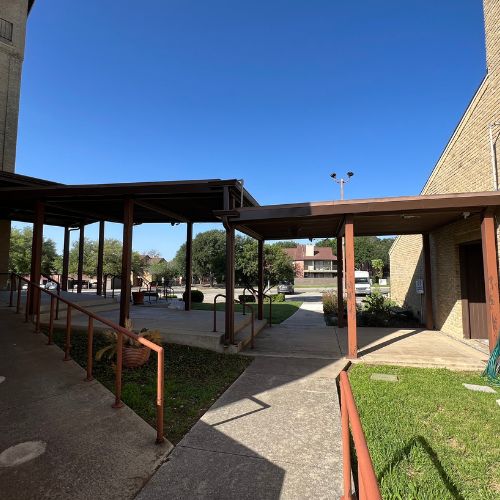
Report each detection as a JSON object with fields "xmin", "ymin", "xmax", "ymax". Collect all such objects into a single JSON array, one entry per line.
[{"xmin": 122, "ymin": 345, "xmax": 151, "ymax": 368}]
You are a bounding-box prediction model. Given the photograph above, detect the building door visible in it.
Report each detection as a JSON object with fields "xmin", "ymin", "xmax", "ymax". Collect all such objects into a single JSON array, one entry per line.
[{"xmin": 460, "ymin": 242, "xmax": 488, "ymax": 339}]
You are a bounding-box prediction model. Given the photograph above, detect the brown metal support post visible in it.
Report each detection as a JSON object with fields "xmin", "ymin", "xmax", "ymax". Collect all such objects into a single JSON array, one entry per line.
[
  {"xmin": 61, "ymin": 226, "xmax": 70, "ymax": 291},
  {"xmin": 345, "ymin": 215, "xmax": 357, "ymax": 359},
  {"xmin": 77, "ymin": 224, "xmax": 85, "ymax": 293},
  {"xmin": 337, "ymin": 236, "xmax": 344, "ymax": 328},
  {"xmin": 119, "ymin": 199, "xmax": 134, "ymax": 327},
  {"xmin": 225, "ymin": 224, "xmax": 235, "ymax": 344},
  {"xmin": 258, "ymin": 239, "xmax": 264, "ymax": 321},
  {"xmin": 96, "ymin": 221, "xmax": 105, "ymax": 296},
  {"xmin": 481, "ymin": 210, "xmax": 500, "ymax": 352},
  {"xmin": 184, "ymin": 222, "xmax": 193, "ymax": 311},
  {"xmin": 30, "ymin": 201, "xmax": 44, "ymax": 315},
  {"xmin": 422, "ymin": 233, "xmax": 434, "ymax": 330}
]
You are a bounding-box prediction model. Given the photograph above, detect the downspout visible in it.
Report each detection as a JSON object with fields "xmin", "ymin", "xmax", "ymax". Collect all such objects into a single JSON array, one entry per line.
[{"xmin": 489, "ymin": 122, "xmax": 500, "ymax": 190}]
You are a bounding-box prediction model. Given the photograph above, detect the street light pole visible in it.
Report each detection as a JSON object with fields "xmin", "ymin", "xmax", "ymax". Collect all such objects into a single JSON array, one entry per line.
[{"xmin": 330, "ymin": 171, "xmax": 354, "ymax": 200}]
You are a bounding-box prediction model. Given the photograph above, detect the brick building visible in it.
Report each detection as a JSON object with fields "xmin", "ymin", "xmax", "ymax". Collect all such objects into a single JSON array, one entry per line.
[
  {"xmin": 284, "ymin": 244, "xmax": 337, "ymax": 285},
  {"xmin": 0, "ymin": 0, "xmax": 34, "ymax": 287},
  {"xmin": 390, "ymin": 0, "xmax": 499, "ymax": 342}
]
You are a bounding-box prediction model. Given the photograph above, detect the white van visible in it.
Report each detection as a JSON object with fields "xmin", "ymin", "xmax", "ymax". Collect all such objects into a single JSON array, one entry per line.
[{"xmin": 355, "ymin": 270, "xmax": 371, "ymax": 295}]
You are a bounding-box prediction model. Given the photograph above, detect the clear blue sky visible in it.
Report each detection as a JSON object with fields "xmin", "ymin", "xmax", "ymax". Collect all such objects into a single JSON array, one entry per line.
[{"xmin": 14, "ymin": 0, "xmax": 486, "ymax": 258}]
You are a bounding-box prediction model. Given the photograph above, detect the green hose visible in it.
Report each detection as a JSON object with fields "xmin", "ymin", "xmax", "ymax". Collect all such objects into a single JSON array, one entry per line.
[{"xmin": 482, "ymin": 334, "xmax": 500, "ymax": 387}]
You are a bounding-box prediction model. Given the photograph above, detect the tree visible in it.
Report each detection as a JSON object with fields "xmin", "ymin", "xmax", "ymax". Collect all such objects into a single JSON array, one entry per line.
[
  {"xmin": 371, "ymin": 258, "xmax": 384, "ymax": 281},
  {"xmin": 68, "ymin": 237, "xmax": 144, "ymax": 278},
  {"xmin": 147, "ymin": 260, "xmax": 176, "ymax": 282},
  {"xmin": 9, "ymin": 227, "xmax": 61, "ymax": 275},
  {"xmin": 191, "ymin": 230, "xmax": 227, "ymax": 285},
  {"xmin": 316, "ymin": 236, "xmax": 394, "ymax": 271},
  {"xmin": 235, "ymin": 238, "xmax": 294, "ymax": 290}
]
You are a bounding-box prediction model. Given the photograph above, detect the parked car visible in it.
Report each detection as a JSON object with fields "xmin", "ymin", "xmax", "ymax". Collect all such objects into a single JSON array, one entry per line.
[
  {"xmin": 44, "ymin": 281, "xmax": 58, "ymax": 290},
  {"xmin": 277, "ymin": 281, "xmax": 294, "ymax": 294},
  {"xmin": 355, "ymin": 271, "xmax": 371, "ymax": 295}
]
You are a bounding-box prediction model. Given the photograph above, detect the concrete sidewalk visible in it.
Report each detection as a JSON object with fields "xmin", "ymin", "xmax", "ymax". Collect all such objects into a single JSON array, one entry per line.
[
  {"xmin": 137, "ymin": 357, "xmax": 346, "ymax": 499},
  {"xmin": 0, "ymin": 306, "xmax": 172, "ymax": 500}
]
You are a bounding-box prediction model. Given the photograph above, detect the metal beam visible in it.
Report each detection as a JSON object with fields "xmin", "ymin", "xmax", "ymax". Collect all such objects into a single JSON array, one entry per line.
[
  {"xmin": 337, "ymin": 236, "xmax": 344, "ymax": 328},
  {"xmin": 258, "ymin": 239, "xmax": 264, "ymax": 320},
  {"xmin": 77, "ymin": 225, "xmax": 85, "ymax": 293},
  {"xmin": 96, "ymin": 221, "xmax": 105, "ymax": 295},
  {"xmin": 184, "ymin": 222, "xmax": 193, "ymax": 311},
  {"xmin": 422, "ymin": 233, "xmax": 434, "ymax": 329},
  {"xmin": 120, "ymin": 199, "xmax": 134, "ymax": 327},
  {"xmin": 345, "ymin": 215, "xmax": 357, "ymax": 358},
  {"xmin": 135, "ymin": 200, "xmax": 189, "ymax": 223},
  {"xmin": 225, "ymin": 225, "xmax": 235, "ymax": 345},
  {"xmin": 61, "ymin": 226, "xmax": 70, "ymax": 291},
  {"xmin": 481, "ymin": 210, "xmax": 500, "ymax": 352},
  {"xmin": 30, "ymin": 201, "xmax": 44, "ymax": 314}
]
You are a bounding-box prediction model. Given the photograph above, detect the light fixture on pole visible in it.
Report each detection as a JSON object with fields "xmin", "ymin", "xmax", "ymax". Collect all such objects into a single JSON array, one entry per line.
[{"xmin": 330, "ymin": 171, "xmax": 354, "ymax": 200}]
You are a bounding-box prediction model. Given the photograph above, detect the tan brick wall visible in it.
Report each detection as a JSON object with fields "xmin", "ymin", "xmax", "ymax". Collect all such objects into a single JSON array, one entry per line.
[
  {"xmin": 390, "ymin": 0, "xmax": 500, "ymax": 338},
  {"xmin": 0, "ymin": 1, "xmax": 30, "ymax": 289}
]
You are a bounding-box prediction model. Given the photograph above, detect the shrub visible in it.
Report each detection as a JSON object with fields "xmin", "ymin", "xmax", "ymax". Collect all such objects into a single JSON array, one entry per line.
[
  {"xmin": 238, "ymin": 294, "xmax": 256, "ymax": 303},
  {"xmin": 322, "ymin": 289, "xmax": 346, "ymax": 315},
  {"xmin": 183, "ymin": 289, "xmax": 204, "ymax": 303},
  {"xmin": 264, "ymin": 293, "xmax": 286, "ymax": 303}
]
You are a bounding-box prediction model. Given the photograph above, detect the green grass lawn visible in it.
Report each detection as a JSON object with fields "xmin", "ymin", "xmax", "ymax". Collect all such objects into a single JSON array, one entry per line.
[
  {"xmin": 192, "ymin": 301, "xmax": 302, "ymax": 324},
  {"xmin": 349, "ymin": 364, "xmax": 500, "ymax": 500},
  {"xmin": 46, "ymin": 328, "xmax": 252, "ymax": 444}
]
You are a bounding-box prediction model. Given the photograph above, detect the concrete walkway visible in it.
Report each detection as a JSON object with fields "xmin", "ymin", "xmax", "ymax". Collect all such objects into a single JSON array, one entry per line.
[
  {"xmin": 138, "ymin": 357, "xmax": 346, "ymax": 499},
  {"xmin": 0, "ymin": 305, "xmax": 172, "ymax": 500}
]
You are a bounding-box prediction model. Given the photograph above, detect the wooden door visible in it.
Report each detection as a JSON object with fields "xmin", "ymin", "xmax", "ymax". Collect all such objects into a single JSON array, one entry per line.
[{"xmin": 460, "ymin": 243, "xmax": 488, "ymax": 339}]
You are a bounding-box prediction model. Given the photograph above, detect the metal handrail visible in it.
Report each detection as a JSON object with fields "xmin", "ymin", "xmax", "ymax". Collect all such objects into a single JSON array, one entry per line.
[
  {"xmin": 213, "ymin": 294, "xmax": 226, "ymax": 332},
  {"xmin": 212, "ymin": 294, "xmax": 255, "ymax": 349},
  {"xmin": 240, "ymin": 286, "xmax": 256, "ymax": 315},
  {"xmin": 8, "ymin": 272, "xmax": 165, "ymax": 444},
  {"xmin": 339, "ymin": 370, "xmax": 381, "ymax": 500}
]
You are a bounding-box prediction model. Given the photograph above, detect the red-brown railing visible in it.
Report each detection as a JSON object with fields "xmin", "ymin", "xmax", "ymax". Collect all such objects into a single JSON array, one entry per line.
[
  {"xmin": 212, "ymin": 294, "xmax": 255, "ymax": 348},
  {"xmin": 8, "ymin": 272, "xmax": 165, "ymax": 444},
  {"xmin": 263, "ymin": 293, "xmax": 272, "ymax": 327},
  {"xmin": 339, "ymin": 370, "xmax": 381, "ymax": 500}
]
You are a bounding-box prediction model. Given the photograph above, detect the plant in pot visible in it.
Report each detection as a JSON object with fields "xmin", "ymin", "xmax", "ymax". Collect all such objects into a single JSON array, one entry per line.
[
  {"xmin": 132, "ymin": 290, "xmax": 145, "ymax": 305},
  {"xmin": 95, "ymin": 319, "xmax": 162, "ymax": 368}
]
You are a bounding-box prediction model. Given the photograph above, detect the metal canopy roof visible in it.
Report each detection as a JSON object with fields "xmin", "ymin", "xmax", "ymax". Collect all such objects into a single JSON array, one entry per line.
[
  {"xmin": 225, "ymin": 191, "xmax": 500, "ymax": 240},
  {"xmin": 0, "ymin": 173, "xmax": 258, "ymax": 227}
]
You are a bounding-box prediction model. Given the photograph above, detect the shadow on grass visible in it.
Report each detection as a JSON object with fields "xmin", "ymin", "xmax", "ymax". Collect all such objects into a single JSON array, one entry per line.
[{"xmin": 378, "ymin": 435, "xmax": 465, "ymax": 500}]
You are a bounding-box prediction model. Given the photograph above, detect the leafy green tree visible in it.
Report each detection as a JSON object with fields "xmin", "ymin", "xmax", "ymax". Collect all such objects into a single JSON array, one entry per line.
[
  {"xmin": 68, "ymin": 237, "xmax": 144, "ymax": 278},
  {"xmin": 371, "ymin": 258, "xmax": 384, "ymax": 281},
  {"xmin": 148, "ymin": 260, "xmax": 176, "ymax": 282},
  {"xmin": 9, "ymin": 227, "xmax": 61, "ymax": 275},
  {"xmin": 191, "ymin": 230, "xmax": 227, "ymax": 285},
  {"xmin": 235, "ymin": 238, "xmax": 294, "ymax": 290}
]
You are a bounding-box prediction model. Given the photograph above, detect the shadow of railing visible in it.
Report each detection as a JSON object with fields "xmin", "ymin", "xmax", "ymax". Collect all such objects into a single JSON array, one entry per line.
[{"xmin": 378, "ymin": 435, "xmax": 465, "ymax": 500}]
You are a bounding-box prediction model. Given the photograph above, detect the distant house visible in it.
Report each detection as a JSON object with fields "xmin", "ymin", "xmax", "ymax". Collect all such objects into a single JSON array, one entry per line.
[
  {"xmin": 284, "ymin": 244, "xmax": 337, "ymax": 285},
  {"xmin": 138, "ymin": 255, "xmax": 167, "ymax": 285}
]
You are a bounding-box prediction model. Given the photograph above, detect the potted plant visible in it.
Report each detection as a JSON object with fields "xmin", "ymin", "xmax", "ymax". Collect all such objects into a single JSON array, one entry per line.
[
  {"xmin": 95, "ymin": 319, "xmax": 162, "ymax": 368},
  {"xmin": 132, "ymin": 291, "xmax": 145, "ymax": 305}
]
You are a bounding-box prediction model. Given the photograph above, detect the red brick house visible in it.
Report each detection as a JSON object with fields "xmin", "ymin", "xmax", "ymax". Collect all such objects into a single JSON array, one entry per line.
[{"xmin": 284, "ymin": 244, "xmax": 337, "ymax": 285}]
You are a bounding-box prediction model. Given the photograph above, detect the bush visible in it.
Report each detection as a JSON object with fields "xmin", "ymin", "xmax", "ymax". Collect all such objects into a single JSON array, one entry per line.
[
  {"xmin": 322, "ymin": 289, "xmax": 346, "ymax": 315},
  {"xmin": 238, "ymin": 294, "xmax": 256, "ymax": 303},
  {"xmin": 183, "ymin": 289, "xmax": 204, "ymax": 303},
  {"xmin": 264, "ymin": 293, "xmax": 286, "ymax": 303}
]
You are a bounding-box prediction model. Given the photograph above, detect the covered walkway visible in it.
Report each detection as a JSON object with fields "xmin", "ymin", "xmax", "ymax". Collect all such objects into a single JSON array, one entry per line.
[{"xmin": 243, "ymin": 301, "xmax": 488, "ymax": 370}]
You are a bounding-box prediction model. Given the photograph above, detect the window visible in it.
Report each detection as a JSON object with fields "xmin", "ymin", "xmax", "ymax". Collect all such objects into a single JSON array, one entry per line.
[
  {"xmin": 355, "ymin": 277, "xmax": 370, "ymax": 284},
  {"xmin": 0, "ymin": 18, "xmax": 13, "ymax": 43}
]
